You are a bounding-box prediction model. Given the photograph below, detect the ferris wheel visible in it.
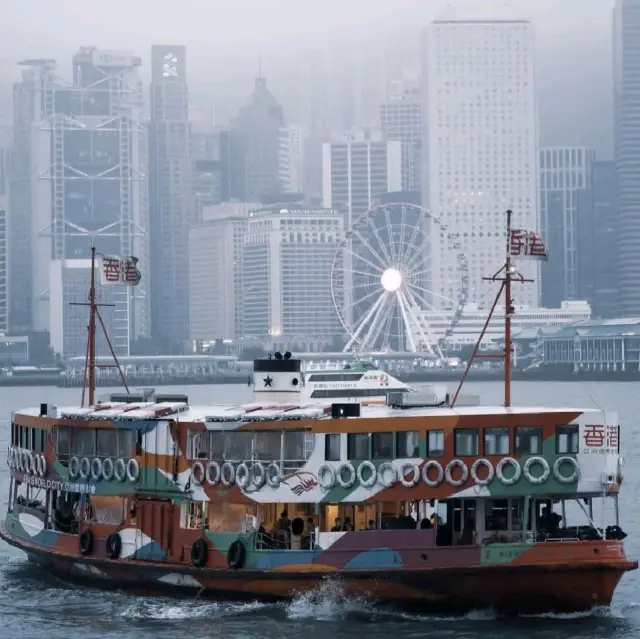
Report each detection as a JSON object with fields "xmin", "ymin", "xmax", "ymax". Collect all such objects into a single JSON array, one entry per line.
[{"xmin": 330, "ymin": 202, "xmax": 469, "ymax": 356}]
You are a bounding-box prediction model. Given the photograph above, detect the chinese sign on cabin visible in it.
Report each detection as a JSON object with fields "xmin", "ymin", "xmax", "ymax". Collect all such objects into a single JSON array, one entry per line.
[
  {"xmin": 100, "ymin": 255, "xmax": 142, "ymax": 286},
  {"xmin": 581, "ymin": 423, "xmax": 619, "ymax": 455},
  {"xmin": 509, "ymin": 229, "xmax": 549, "ymax": 261}
]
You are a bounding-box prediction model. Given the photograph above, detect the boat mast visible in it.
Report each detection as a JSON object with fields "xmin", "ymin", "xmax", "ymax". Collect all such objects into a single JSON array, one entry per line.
[{"xmin": 451, "ymin": 209, "xmax": 532, "ymax": 408}]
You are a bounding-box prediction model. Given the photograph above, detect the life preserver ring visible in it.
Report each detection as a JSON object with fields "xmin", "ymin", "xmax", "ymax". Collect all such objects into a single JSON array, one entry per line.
[
  {"xmin": 20, "ymin": 449, "xmax": 27, "ymax": 473},
  {"xmin": 102, "ymin": 457, "xmax": 114, "ymax": 481},
  {"xmin": 422, "ymin": 460, "xmax": 444, "ymax": 487},
  {"xmin": 227, "ymin": 539, "xmax": 245, "ymax": 569},
  {"xmin": 445, "ymin": 459, "xmax": 469, "ymax": 487},
  {"xmin": 236, "ymin": 462, "xmax": 251, "ymax": 489},
  {"xmin": 356, "ymin": 460, "xmax": 377, "ymax": 487},
  {"xmin": 105, "ymin": 532, "xmax": 122, "ymax": 559},
  {"xmin": 90, "ymin": 458, "xmax": 103, "ymax": 481},
  {"xmin": 8, "ymin": 447, "xmax": 14, "ymax": 469},
  {"xmin": 33, "ymin": 454, "xmax": 42, "ymax": 477},
  {"xmin": 114, "ymin": 458, "xmax": 127, "ymax": 482},
  {"xmin": 79, "ymin": 457, "xmax": 91, "ymax": 480},
  {"xmin": 496, "ymin": 457, "xmax": 522, "ymax": 485},
  {"xmin": 221, "ymin": 462, "xmax": 235, "ymax": 487},
  {"xmin": 190, "ymin": 538, "xmax": 208, "ymax": 568},
  {"xmin": 318, "ymin": 464, "xmax": 336, "ymax": 490},
  {"xmin": 251, "ymin": 461, "xmax": 266, "ymax": 488},
  {"xmin": 470, "ymin": 458, "xmax": 495, "ymax": 486},
  {"xmin": 400, "ymin": 462, "xmax": 420, "ymax": 487},
  {"xmin": 266, "ymin": 462, "xmax": 281, "ymax": 488},
  {"xmin": 192, "ymin": 461, "xmax": 205, "ymax": 485},
  {"xmin": 553, "ymin": 456, "xmax": 580, "ymax": 484},
  {"xmin": 380, "ymin": 373, "xmax": 389, "ymax": 385},
  {"xmin": 377, "ymin": 461, "xmax": 396, "ymax": 488},
  {"xmin": 69, "ymin": 456, "xmax": 80, "ymax": 479},
  {"xmin": 126, "ymin": 458, "xmax": 140, "ymax": 483},
  {"xmin": 26, "ymin": 452, "xmax": 34, "ymax": 474},
  {"xmin": 523, "ymin": 456, "xmax": 550, "ymax": 484},
  {"xmin": 40, "ymin": 454, "xmax": 48, "ymax": 477},
  {"xmin": 79, "ymin": 529, "xmax": 94, "ymax": 556},
  {"xmin": 336, "ymin": 462, "xmax": 356, "ymax": 488},
  {"xmin": 205, "ymin": 461, "xmax": 220, "ymax": 486}
]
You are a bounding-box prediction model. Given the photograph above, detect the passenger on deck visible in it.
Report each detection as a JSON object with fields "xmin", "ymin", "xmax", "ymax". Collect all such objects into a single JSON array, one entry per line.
[
  {"xmin": 331, "ymin": 517, "xmax": 342, "ymax": 532},
  {"xmin": 366, "ymin": 519, "xmax": 377, "ymax": 530},
  {"xmin": 457, "ymin": 517, "xmax": 476, "ymax": 545},
  {"xmin": 277, "ymin": 511, "xmax": 291, "ymax": 533},
  {"xmin": 343, "ymin": 517, "xmax": 353, "ymax": 531},
  {"xmin": 539, "ymin": 506, "xmax": 562, "ymax": 536}
]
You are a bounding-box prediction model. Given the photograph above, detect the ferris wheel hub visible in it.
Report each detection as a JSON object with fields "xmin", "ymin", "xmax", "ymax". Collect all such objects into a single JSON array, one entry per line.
[{"xmin": 380, "ymin": 267, "xmax": 402, "ymax": 293}]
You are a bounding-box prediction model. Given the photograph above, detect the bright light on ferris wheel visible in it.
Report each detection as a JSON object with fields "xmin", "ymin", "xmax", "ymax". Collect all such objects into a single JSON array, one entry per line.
[{"xmin": 380, "ymin": 267, "xmax": 403, "ymax": 293}]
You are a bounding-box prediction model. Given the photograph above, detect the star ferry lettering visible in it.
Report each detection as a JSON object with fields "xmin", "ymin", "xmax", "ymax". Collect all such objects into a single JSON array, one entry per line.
[{"xmin": 21, "ymin": 474, "xmax": 96, "ymax": 494}]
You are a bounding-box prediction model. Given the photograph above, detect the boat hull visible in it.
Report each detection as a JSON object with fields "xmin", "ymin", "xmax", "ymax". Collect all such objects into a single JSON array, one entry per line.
[{"xmin": 3, "ymin": 531, "xmax": 635, "ymax": 615}]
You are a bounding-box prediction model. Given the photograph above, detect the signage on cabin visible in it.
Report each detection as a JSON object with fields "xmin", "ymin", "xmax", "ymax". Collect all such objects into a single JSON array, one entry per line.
[
  {"xmin": 21, "ymin": 474, "xmax": 96, "ymax": 494},
  {"xmin": 314, "ymin": 383, "xmax": 358, "ymax": 389},
  {"xmin": 580, "ymin": 424, "xmax": 619, "ymax": 455}
]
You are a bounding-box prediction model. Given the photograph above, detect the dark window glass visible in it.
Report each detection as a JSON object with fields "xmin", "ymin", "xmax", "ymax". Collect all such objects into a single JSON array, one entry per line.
[
  {"xmin": 325, "ymin": 434, "xmax": 340, "ymax": 461},
  {"xmin": 485, "ymin": 499, "xmax": 509, "ymax": 531},
  {"xmin": 372, "ymin": 432, "xmax": 393, "ymax": 459},
  {"xmin": 454, "ymin": 429, "xmax": 479, "ymax": 456},
  {"xmin": 347, "ymin": 433, "xmax": 369, "ymax": 459},
  {"xmin": 396, "ymin": 431, "xmax": 419, "ymax": 457},
  {"xmin": 556, "ymin": 424, "xmax": 578, "ymax": 454},
  {"xmin": 515, "ymin": 427, "xmax": 543, "ymax": 454}
]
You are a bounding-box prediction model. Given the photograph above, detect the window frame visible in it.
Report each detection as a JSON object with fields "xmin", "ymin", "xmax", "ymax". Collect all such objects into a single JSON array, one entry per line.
[
  {"xmin": 483, "ymin": 427, "xmax": 510, "ymax": 456},
  {"xmin": 514, "ymin": 426, "xmax": 543, "ymax": 455},
  {"xmin": 454, "ymin": 428, "xmax": 479, "ymax": 457},
  {"xmin": 396, "ymin": 430, "xmax": 420, "ymax": 458},
  {"xmin": 371, "ymin": 432, "xmax": 394, "ymax": 460},
  {"xmin": 427, "ymin": 429, "xmax": 445, "ymax": 457},
  {"xmin": 556, "ymin": 424, "xmax": 579, "ymax": 454},
  {"xmin": 347, "ymin": 433, "xmax": 370, "ymax": 460},
  {"xmin": 325, "ymin": 434, "xmax": 341, "ymax": 462}
]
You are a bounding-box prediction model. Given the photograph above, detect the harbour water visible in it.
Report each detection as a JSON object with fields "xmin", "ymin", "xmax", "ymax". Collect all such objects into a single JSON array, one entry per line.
[{"xmin": 1, "ymin": 380, "xmax": 639, "ymax": 639}]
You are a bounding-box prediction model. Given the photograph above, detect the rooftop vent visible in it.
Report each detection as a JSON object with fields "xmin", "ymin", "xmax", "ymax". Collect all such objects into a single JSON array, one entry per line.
[{"xmin": 155, "ymin": 393, "xmax": 189, "ymax": 404}]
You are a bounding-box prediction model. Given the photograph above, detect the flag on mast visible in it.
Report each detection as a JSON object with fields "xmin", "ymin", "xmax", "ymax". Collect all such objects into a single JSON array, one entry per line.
[
  {"xmin": 100, "ymin": 255, "xmax": 142, "ymax": 286},
  {"xmin": 509, "ymin": 229, "xmax": 548, "ymax": 261}
]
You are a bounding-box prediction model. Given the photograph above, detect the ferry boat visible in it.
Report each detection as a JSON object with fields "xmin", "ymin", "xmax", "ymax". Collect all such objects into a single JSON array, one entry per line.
[{"xmin": 0, "ymin": 217, "xmax": 636, "ymax": 614}]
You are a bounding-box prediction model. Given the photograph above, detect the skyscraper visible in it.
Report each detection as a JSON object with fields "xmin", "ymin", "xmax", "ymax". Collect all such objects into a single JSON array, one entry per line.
[
  {"xmin": 539, "ymin": 147, "xmax": 595, "ymax": 307},
  {"xmin": 422, "ymin": 20, "xmax": 539, "ymax": 308},
  {"xmin": 614, "ymin": 0, "xmax": 640, "ymax": 316},
  {"xmin": 148, "ymin": 44, "xmax": 191, "ymax": 353}
]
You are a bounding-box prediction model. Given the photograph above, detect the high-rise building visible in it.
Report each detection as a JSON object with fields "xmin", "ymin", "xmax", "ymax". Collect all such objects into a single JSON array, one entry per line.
[
  {"xmin": 380, "ymin": 88, "xmax": 422, "ymax": 193},
  {"xmin": 321, "ymin": 129, "xmax": 402, "ymax": 225},
  {"xmin": 577, "ymin": 161, "xmax": 618, "ymax": 318},
  {"xmin": 148, "ymin": 44, "xmax": 191, "ymax": 354},
  {"xmin": 614, "ymin": 0, "xmax": 640, "ymax": 316},
  {"xmin": 422, "ymin": 20, "xmax": 539, "ymax": 308},
  {"xmin": 279, "ymin": 125, "xmax": 306, "ymax": 195},
  {"xmin": 539, "ymin": 147, "xmax": 595, "ymax": 307},
  {"xmin": 188, "ymin": 202, "xmax": 257, "ymax": 341},
  {"xmin": 243, "ymin": 207, "xmax": 344, "ymax": 350},
  {"xmin": 12, "ymin": 49, "xmax": 149, "ymax": 357},
  {"xmin": 232, "ymin": 76, "xmax": 284, "ymax": 201}
]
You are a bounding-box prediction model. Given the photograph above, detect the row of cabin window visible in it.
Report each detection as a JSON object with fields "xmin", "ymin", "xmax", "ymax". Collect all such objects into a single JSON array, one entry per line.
[
  {"xmin": 11, "ymin": 424, "xmax": 47, "ymax": 453},
  {"xmin": 323, "ymin": 425, "xmax": 578, "ymax": 462},
  {"xmin": 53, "ymin": 426, "xmax": 137, "ymax": 460}
]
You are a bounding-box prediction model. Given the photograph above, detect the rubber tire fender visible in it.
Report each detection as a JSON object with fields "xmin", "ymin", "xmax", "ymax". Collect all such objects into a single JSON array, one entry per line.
[
  {"xmin": 79, "ymin": 528, "xmax": 94, "ymax": 556},
  {"xmin": 227, "ymin": 539, "xmax": 246, "ymax": 569},
  {"xmin": 190, "ymin": 537, "xmax": 209, "ymax": 568},
  {"xmin": 105, "ymin": 532, "xmax": 122, "ymax": 559}
]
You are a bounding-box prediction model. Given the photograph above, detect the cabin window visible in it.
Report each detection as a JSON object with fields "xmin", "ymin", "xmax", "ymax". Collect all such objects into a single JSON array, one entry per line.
[
  {"xmin": 454, "ymin": 429, "xmax": 479, "ymax": 456},
  {"xmin": 70, "ymin": 428, "xmax": 96, "ymax": 457},
  {"xmin": 485, "ymin": 499, "xmax": 509, "ymax": 531},
  {"xmin": 484, "ymin": 428, "xmax": 510, "ymax": 455},
  {"xmin": 283, "ymin": 430, "xmax": 311, "ymax": 461},
  {"xmin": 427, "ymin": 430, "xmax": 445, "ymax": 456},
  {"xmin": 347, "ymin": 433, "xmax": 369, "ymax": 460},
  {"xmin": 224, "ymin": 431, "xmax": 253, "ymax": 461},
  {"xmin": 55, "ymin": 426, "xmax": 70, "ymax": 462},
  {"xmin": 515, "ymin": 426, "xmax": 542, "ymax": 454},
  {"xmin": 556, "ymin": 424, "xmax": 579, "ymax": 454},
  {"xmin": 254, "ymin": 431, "xmax": 281, "ymax": 461},
  {"xmin": 34, "ymin": 429, "xmax": 46, "ymax": 453},
  {"xmin": 325, "ymin": 434, "xmax": 340, "ymax": 461},
  {"xmin": 397, "ymin": 431, "xmax": 419, "ymax": 457},
  {"xmin": 96, "ymin": 429, "xmax": 133, "ymax": 459},
  {"xmin": 372, "ymin": 432, "xmax": 393, "ymax": 459}
]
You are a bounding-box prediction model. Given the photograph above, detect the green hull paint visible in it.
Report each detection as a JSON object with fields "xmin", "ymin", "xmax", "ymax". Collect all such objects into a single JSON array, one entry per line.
[{"xmin": 481, "ymin": 542, "xmax": 533, "ymax": 565}]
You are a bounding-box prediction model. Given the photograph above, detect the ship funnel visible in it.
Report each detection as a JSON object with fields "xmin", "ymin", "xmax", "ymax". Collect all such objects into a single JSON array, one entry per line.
[{"xmin": 252, "ymin": 353, "xmax": 303, "ymax": 403}]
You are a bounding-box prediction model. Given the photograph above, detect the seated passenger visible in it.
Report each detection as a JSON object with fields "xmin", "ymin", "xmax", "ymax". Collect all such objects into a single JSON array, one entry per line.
[
  {"xmin": 331, "ymin": 517, "xmax": 342, "ymax": 532},
  {"xmin": 343, "ymin": 517, "xmax": 353, "ymax": 531},
  {"xmin": 366, "ymin": 519, "xmax": 377, "ymax": 530}
]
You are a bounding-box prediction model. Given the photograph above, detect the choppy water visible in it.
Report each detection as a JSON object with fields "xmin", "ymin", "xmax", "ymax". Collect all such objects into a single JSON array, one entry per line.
[{"xmin": 0, "ymin": 381, "xmax": 639, "ymax": 639}]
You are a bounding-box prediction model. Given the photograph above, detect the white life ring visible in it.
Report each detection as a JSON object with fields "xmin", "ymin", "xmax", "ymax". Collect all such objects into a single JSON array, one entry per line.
[
  {"xmin": 205, "ymin": 461, "xmax": 220, "ymax": 486},
  {"xmin": 266, "ymin": 461, "xmax": 281, "ymax": 488},
  {"xmin": 221, "ymin": 461, "xmax": 235, "ymax": 487},
  {"xmin": 17, "ymin": 449, "xmax": 24, "ymax": 472},
  {"xmin": 445, "ymin": 459, "xmax": 469, "ymax": 487},
  {"xmin": 126, "ymin": 458, "xmax": 140, "ymax": 483},
  {"xmin": 356, "ymin": 460, "xmax": 377, "ymax": 487},
  {"xmin": 380, "ymin": 373, "xmax": 389, "ymax": 385},
  {"xmin": 191, "ymin": 461, "xmax": 205, "ymax": 485},
  {"xmin": 336, "ymin": 462, "xmax": 356, "ymax": 488},
  {"xmin": 554, "ymin": 456, "xmax": 580, "ymax": 484},
  {"xmin": 470, "ymin": 458, "xmax": 495, "ymax": 486},
  {"xmin": 91, "ymin": 457, "xmax": 103, "ymax": 481},
  {"xmin": 8, "ymin": 446, "xmax": 14, "ymax": 469},
  {"xmin": 422, "ymin": 460, "xmax": 444, "ymax": 487},
  {"xmin": 32, "ymin": 454, "xmax": 42, "ymax": 477},
  {"xmin": 251, "ymin": 461, "xmax": 266, "ymax": 488},
  {"xmin": 523, "ymin": 456, "xmax": 550, "ymax": 484},
  {"xmin": 400, "ymin": 462, "xmax": 420, "ymax": 487},
  {"xmin": 236, "ymin": 462, "xmax": 251, "ymax": 489},
  {"xmin": 79, "ymin": 457, "xmax": 91, "ymax": 479},
  {"xmin": 26, "ymin": 452, "xmax": 34, "ymax": 475},
  {"xmin": 38, "ymin": 454, "xmax": 47, "ymax": 477},
  {"xmin": 377, "ymin": 461, "xmax": 397, "ymax": 488},
  {"xmin": 69, "ymin": 456, "xmax": 80, "ymax": 479},
  {"xmin": 102, "ymin": 457, "xmax": 114, "ymax": 481},
  {"xmin": 114, "ymin": 458, "xmax": 127, "ymax": 482},
  {"xmin": 318, "ymin": 464, "xmax": 336, "ymax": 490},
  {"xmin": 496, "ymin": 457, "xmax": 522, "ymax": 485},
  {"xmin": 21, "ymin": 449, "xmax": 27, "ymax": 473}
]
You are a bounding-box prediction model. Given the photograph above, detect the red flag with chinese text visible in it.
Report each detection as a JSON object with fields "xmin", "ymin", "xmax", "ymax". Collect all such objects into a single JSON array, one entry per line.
[
  {"xmin": 509, "ymin": 229, "xmax": 548, "ymax": 261},
  {"xmin": 100, "ymin": 255, "xmax": 142, "ymax": 286}
]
